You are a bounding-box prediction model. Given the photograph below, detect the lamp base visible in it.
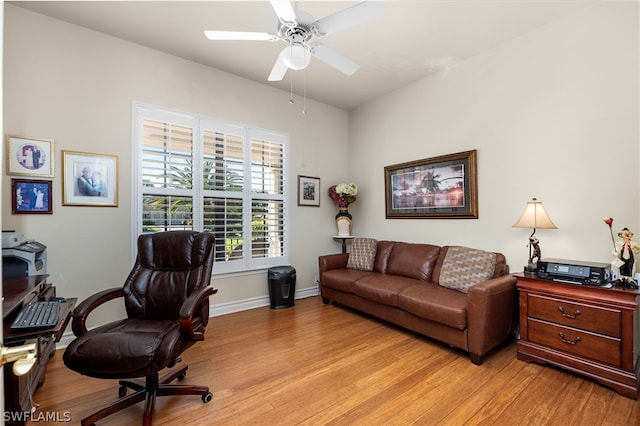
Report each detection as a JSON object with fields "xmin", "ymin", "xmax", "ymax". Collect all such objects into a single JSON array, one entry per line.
[{"xmin": 524, "ymin": 264, "xmax": 538, "ymax": 274}]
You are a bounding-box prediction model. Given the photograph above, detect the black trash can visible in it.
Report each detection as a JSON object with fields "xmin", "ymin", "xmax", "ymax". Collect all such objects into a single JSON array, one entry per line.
[{"xmin": 268, "ymin": 265, "xmax": 296, "ymax": 309}]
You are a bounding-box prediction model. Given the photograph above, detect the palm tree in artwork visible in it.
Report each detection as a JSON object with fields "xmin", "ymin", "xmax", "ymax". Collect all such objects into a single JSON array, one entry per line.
[{"xmin": 421, "ymin": 170, "xmax": 442, "ymax": 193}]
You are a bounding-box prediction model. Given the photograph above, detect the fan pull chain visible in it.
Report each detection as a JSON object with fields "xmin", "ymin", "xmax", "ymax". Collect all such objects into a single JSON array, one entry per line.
[
  {"xmin": 302, "ymin": 48, "xmax": 308, "ymax": 114},
  {"xmin": 302, "ymin": 69, "xmax": 307, "ymax": 114},
  {"xmin": 289, "ymin": 65, "xmax": 294, "ymax": 104}
]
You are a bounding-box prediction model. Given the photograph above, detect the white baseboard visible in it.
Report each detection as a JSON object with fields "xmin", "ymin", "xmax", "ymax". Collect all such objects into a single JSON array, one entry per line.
[
  {"xmin": 210, "ymin": 286, "xmax": 319, "ymax": 316},
  {"xmin": 56, "ymin": 286, "xmax": 320, "ymax": 350}
]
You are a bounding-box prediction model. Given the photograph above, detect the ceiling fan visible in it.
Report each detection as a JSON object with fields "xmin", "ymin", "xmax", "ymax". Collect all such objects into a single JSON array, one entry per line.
[{"xmin": 204, "ymin": 1, "xmax": 383, "ymax": 81}]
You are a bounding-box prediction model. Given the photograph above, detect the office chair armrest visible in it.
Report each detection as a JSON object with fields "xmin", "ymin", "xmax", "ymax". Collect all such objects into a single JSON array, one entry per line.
[
  {"xmin": 71, "ymin": 287, "xmax": 124, "ymax": 337},
  {"xmin": 179, "ymin": 286, "xmax": 217, "ymax": 341}
]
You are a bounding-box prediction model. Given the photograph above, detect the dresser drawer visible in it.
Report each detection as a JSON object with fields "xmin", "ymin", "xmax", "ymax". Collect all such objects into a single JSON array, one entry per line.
[
  {"xmin": 528, "ymin": 318, "xmax": 621, "ymax": 367},
  {"xmin": 528, "ymin": 293, "xmax": 621, "ymax": 337}
]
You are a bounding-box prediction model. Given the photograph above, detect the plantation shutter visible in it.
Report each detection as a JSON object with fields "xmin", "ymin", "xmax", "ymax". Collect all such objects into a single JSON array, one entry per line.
[{"xmin": 135, "ymin": 104, "xmax": 289, "ymax": 274}]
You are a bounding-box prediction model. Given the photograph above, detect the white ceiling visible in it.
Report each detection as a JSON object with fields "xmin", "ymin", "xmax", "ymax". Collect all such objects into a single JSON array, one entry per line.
[{"xmin": 9, "ymin": 1, "xmax": 596, "ymax": 110}]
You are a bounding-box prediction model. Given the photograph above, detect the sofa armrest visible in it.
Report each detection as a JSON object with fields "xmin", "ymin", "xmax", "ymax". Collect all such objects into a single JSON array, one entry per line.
[
  {"xmin": 318, "ymin": 253, "xmax": 349, "ymax": 301},
  {"xmin": 318, "ymin": 253, "xmax": 349, "ymax": 275},
  {"xmin": 466, "ymin": 275, "xmax": 517, "ymax": 362}
]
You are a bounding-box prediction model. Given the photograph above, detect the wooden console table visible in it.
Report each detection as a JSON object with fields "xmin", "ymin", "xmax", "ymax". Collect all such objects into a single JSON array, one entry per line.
[
  {"xmin": 3, "ymin": 275, "xmax": 76, "ymax": 424},
  {"xmin": 515, "ymin": 272, "xmax": 639, "ymax": 399}
]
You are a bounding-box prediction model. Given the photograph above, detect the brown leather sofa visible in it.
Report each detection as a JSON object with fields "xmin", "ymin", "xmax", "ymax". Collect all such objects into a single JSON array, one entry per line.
[{"xmin": 319, "ymin": 240, "xmax": 517, "ymax": 364}]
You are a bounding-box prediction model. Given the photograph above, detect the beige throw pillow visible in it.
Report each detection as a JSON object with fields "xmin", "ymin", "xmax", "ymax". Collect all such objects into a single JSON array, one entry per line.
[
  {"xmin": 439, "ymin": 246, "xmax": 496, "ymax": 293},
  {"xmin": 347, "ymin": 238, "xmax": 378, "ymax": 272}
]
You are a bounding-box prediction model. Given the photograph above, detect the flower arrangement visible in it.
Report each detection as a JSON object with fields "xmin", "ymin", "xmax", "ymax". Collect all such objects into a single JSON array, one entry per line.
[
  {"xmin": 328, "ymin": 183, "xmax": 358, "ymax": 208},
  {"xmin": 604, "ymin": 217, "xmax": 616, "ymax": 250}
]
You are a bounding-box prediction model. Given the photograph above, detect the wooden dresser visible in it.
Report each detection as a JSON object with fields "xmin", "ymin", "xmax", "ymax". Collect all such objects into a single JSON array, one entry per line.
[{"xmin": 515, "ymin": 273, "xmax": 639, "ymax": 399}]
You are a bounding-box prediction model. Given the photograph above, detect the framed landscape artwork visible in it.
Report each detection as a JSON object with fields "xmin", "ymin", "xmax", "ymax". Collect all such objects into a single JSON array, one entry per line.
[
  {"xmin": 297, "ymin": 175, "xmax": 320, "ymax": 207},
  {"xmin": 384, "ymin": 150, "xmax": 478, "ymax": 219}
]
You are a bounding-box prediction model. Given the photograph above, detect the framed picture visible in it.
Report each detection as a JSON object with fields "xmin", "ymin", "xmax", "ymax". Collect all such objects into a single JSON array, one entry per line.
[
  {"xmin": 62, "ymin": 150, "xmax": 118, "ymax": 207},
  {"xmin": 6, "ymin": 135, "xmax": 54, "ymax": 177},
  {"xmin": 11, "ymin": 179, "xmax": 53, "ymax": 214},
  {"xmin": 297, "ymin": 175, "xmax": 321, "ymax": 207},
  {"xmin": 384, "ymin": 150, "xmax": 478, "ymax": 219}
]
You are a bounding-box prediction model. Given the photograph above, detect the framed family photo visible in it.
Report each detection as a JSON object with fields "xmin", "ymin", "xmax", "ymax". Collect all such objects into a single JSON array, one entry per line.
[
  {"xmin": 297, "ymin": 175, "xmax": 321, "ymax": 207},
  {"xmin": 384, "ymin": 150, "xmax": 478, "ymax": 219},
  {"xmin": 11, "ymin": 179, "xmax": 53, "ymax": 214},
  {"xmin": 6, "ymin": 135, "xmax": 54, "ymax": 177},
  {"xmin": 62, "ymin": 150, "xmax": 118, "ymax": 207}
]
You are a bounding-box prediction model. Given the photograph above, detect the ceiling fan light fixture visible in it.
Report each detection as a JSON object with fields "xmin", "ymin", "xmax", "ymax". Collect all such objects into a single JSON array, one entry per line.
[
  {"xmin": 205, "ymin": 1, "xmax": 383, "ymax": 81},
  {"xmin": 281, "ymin": 43, "xmax": 310, "ymax": 70}
]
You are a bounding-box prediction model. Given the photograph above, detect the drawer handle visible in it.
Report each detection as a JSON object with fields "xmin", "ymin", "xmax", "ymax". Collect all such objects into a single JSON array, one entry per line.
[
  {"xmin": 558, "ymin": 332, "xmax": 581, "ymax": 345},
  {"xmin": 558, "ymin": 306, "xmax": 581, "ymax": 319}
]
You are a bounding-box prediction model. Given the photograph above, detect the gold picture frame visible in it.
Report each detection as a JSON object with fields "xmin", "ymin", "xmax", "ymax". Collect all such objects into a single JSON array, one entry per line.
[
  {"xmin": 62, "ymin": 150, "xmax": 118, "ymax": 207},
  {"xmin": 6, "ymin": 134, "xmax": 54, "ymax": 177},
  {"xmin": 384, "ymin": 150, "xmax": 478, "ymax": 219}
]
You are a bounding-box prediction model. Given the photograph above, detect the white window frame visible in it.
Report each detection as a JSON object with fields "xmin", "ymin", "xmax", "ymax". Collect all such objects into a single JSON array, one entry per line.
[{"xmin": 132, "ymin": 102, "xmax": 290, "ymax": 275}]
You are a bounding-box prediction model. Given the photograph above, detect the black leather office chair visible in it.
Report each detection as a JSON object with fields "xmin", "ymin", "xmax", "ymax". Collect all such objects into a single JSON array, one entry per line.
[{"xmin": 63, "ymin": 231, "xmax": 217, "ymax": 426}]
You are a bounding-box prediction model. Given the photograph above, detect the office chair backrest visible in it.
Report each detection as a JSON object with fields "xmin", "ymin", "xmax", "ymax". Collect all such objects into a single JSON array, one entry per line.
[{"xmin": 123, "ymin": 231, "xmax": 215, "ymax": 321}]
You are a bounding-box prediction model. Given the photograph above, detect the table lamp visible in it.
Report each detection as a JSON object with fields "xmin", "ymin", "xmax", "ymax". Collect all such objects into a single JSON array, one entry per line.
[{"xmin": 513, "ymin": 197, "xmax": 557, "ymax": 273}]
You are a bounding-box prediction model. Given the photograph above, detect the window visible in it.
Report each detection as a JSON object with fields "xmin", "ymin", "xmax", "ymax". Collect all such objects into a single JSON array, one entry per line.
[{"xmin": 133, "ymin": 103, "xmax": 289, "ymax": 274}]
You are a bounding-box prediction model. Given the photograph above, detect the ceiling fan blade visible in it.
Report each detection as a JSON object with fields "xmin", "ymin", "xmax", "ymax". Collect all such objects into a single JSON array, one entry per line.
[
  {"xmin": 204, "ymin": 31, "xmax": 277, "ymax": 41},
  {"xmin": 268, "ymin": 50, "xmax": 289, "ymax": 81},
  {"xmin": 310, "ymin": 44, "xmax": 359, "ymax": 76},
  {"xmin": 313, "ymin": 1, "xmax": 383, "ymax": 36},
  {"xmin": 270, "ymin": 1, "xmax": 297, "ymax": 24}
]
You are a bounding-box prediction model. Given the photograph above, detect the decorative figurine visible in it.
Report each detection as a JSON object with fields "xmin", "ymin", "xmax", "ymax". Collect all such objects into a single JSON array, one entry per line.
[
  {"xmin": 615, "ymin": 227, "xmax": 640, "ymax": 281},
  {"xmin": 604, "ymin": 218, "xmax": 639, "ymax": 288},
  {"xmin": 529, "ymin": 236, "xmax": 541, "ymax": 266}
]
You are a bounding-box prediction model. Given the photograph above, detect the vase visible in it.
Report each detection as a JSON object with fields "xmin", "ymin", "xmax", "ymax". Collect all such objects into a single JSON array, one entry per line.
[{"xmin": 335, "ymin": 208, "xmax": 353, "ymax": 237}]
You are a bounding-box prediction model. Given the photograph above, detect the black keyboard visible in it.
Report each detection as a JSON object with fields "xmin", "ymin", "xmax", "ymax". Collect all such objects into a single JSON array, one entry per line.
[{"xmin": 10, "ymin": 301, "xmax": 60, "ymax": 330}]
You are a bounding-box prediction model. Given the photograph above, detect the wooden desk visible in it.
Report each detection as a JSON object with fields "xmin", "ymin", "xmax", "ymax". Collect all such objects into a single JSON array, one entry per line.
[
  {"xmin": 3, "ymin": 275, "xmax": 76, "ymax": 424},
  {"xmin": 3, "ymin": 275, "xmax": 51, "ymax": 318}
]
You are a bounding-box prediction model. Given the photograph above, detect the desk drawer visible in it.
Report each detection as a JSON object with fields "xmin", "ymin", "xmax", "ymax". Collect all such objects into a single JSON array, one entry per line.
[
  {"xmin": 528, "ymin": 318, "xmax": 621, "ymax": 367},
  {"xmin": 528, "ymin": 294, "xmax": 621, "ymax": 337}
]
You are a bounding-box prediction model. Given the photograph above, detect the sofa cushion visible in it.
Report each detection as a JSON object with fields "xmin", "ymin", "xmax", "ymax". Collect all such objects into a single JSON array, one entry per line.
[
  {"xmin": 347, "ymin": 238, "xmax": 377, "ymax": 271},
  {"xmin": 373, "ymin": 240, "xmax": 396, "ymax": 273},
  {"xmin": 438, "ymin": 246, "xmax": 496, "ymax": 293},
  {"xmin": 386, "ymin": 242, "xmax": 441, "ymax": 281},
  {"xmin": 322, "ymin": 268, "xmax": 372, "ymax": 294},
  {"xmin": 353, "ymin": 274, "xmax": 418, "ymax": 308},
  {"xmin": 398, "ymin": 283, "xmax": 468, "ymax": 330}
]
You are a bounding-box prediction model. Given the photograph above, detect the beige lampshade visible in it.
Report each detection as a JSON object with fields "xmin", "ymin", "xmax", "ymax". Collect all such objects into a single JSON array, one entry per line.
[{"xmin": 513, "ymin": 198, "xmax": 557, "ymax": 229}]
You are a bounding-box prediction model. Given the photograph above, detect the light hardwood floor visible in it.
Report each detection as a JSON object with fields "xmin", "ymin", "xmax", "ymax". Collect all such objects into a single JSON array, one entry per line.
[{"xmin": 29, "ymin": 296, "xmax": 638, "ymax": 425}]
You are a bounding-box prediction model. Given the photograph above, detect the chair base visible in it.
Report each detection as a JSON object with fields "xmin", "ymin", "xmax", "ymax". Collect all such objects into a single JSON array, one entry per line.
[{"xmin": 81, "ymin": 365, "xmax": 213, "ymax": 426}]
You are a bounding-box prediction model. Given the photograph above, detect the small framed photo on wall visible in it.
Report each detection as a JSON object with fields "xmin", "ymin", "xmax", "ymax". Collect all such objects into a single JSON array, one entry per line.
[
  {"xmin": 6, "ymin": 135, "xmax": 54, "ymax": 177},
  {"xmin": 298, "ymin": 175, "xmax": 321, "ymax": 207},
  {"xmin": 12, "ymin": 179, "xmax": 53, "ymax": 214},
  {"xmin": 62, "ymin": 150, "xmax": 118, "ymax": 207}
]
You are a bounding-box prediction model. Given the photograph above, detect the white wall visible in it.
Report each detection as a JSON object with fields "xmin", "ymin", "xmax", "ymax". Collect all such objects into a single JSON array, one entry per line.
[
  {"xmin": 3, "ymin": 2, "xmax": 639, "ymax": 330},
  {"xmin": 3, "ymin": 5, "xmax": 349, "ymax": 325},
  {"xmin": 349, "ymin": 2, "xmax": 639, "ymax": 272}
]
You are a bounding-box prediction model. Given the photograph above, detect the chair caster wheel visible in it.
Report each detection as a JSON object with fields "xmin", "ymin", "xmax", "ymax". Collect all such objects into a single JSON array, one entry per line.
[
  {"xmin": 178, "ymin": 372, "xmax": 187, "ymax": 380},
  {"xmin": 202, "ymin": 392, "xmax": 213, "ymax": 403},
  {"xmin": 118, "ymin": 386, "xmax": 127, "ymax": 398}
]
